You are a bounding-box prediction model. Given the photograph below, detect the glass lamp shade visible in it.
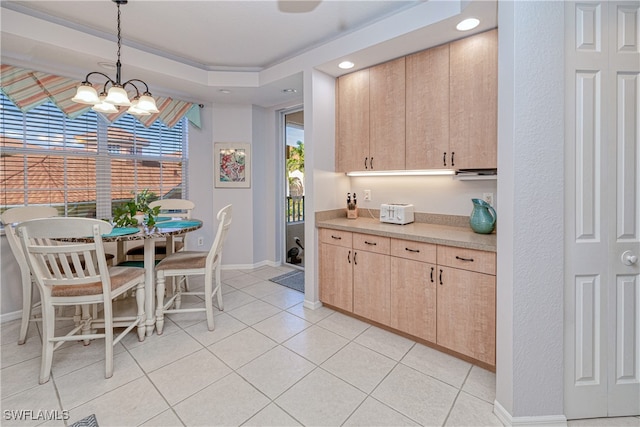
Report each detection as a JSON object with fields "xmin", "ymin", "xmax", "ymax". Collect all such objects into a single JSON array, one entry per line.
[
  {"xmin": 135, "ymin": 94, "xmax": 159, "ymax": 114},
  {"xmin": 127, "ymin": 99, "xmax": 151, "ymax": 116},
  {"xmin": 104, "ymin": 86, "xmax": 131, "ymax": 106},
  {"xmin": 91, "ymin": 95, "xmax": 119, "ymax": 113},
  {"xmin": 71, "ymin": 83, "xmax": 100, "ymax": 105}
]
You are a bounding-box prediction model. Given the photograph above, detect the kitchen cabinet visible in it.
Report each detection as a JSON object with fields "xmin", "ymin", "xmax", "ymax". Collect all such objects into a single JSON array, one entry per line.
[
  {"xmin": 449, "ymin": 29, "xmax": 498, "ymax": 169},
  {"xmin": 390, "ymin": 239, "xmax": 437, "ymax": 342},
  {"xmin": 336, "ymin": 69, "xmax": 369, "ymax": 173},
  {"xmin": 369, "ymin": 57, "xmax": 406, "ymax": 171},
  {"xmin": 318, "ymin": 229, "xmax": 353, "ymax": 312},
  {"xmin": 336, "ymin": 58, "xmax": 405, "ymax": 172},
  {"xmin": 352, "ymin": 233, "xmax": 391, "ymax": 325},
  {"xmin": 405, "ymin": 44, "xmax": 450, "ymax": 170},
  {"xmin": 436, "ymin": 245, "xmax": 496, "ymax": 365},
  {"xmin": 318, "ymin": 226, "xmax": 496, "ymax": 368}
]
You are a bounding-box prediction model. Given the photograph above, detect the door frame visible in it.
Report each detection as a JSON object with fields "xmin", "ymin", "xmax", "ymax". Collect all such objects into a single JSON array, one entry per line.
[{"xmin": 278, "ymin": 105, "xmax": 304, "ymax": 269}]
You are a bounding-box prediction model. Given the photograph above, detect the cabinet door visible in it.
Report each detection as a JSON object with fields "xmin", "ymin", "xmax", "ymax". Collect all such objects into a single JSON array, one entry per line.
[
  {"xmin": 336, "ymin": 69, "xmax": 370, "ymax": 172},
  {"xmin": 369, "ymin": 57, "xmax": 405, "ymax": 170},
  {"xmin": 449, "ymin": 29, "xmax": 497, "ymax": 169},
  {"xmin": 436, "ymin": 266, "xmax": 496, "ymax": 365},
  {"xmin": 390, "ymin": 257, "xmax": 436, "ymax": 342},
  {"xmin": 319, "ymin": 243, "xmax": 353, "ymax": 312},
  {"xmin": 406, "ymin": 44, "xmax": 450, "ymax": 169},
  {"xmin": 353, "ymin": 250, "xmax": 390, "ymax": 325}
]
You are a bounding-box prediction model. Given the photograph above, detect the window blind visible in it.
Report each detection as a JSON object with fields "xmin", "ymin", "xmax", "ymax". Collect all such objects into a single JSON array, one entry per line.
[{"xmin": 0, "ymin": 93, "xmax": 188, "ymax": 219}]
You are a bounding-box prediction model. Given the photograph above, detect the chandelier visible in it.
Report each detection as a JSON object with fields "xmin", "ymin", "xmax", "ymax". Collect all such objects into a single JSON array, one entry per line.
[{"xmin": 71, "ymin": 0, "xmax": 159, "ymax": 116}]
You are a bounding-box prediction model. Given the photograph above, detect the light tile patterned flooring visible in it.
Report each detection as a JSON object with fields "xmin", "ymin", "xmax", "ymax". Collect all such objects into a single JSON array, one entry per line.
[{"xmin": 1, "ymin": 266, "xmax": 638, "ymax": 427}]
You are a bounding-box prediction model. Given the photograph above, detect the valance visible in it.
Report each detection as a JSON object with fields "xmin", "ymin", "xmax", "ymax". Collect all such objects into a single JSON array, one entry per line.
[{"xmin": 0, "ymin": 64, "xmax": 200, "ymax": 128}]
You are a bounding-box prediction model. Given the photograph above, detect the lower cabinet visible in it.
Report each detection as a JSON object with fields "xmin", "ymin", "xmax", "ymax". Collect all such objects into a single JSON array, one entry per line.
[
  {"xmin": 318, "ymin": 227, "xmax": 496, "ymax": 367},
  {"xmin": 436, "ymin": 266, "xmax": 496, "ymax": 365}
]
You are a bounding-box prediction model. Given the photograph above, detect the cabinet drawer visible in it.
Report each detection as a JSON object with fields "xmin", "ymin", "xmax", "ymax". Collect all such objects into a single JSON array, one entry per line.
[
  {"xmin": 390, "ymin": 238, "xmax": 436, "ymax": 263},
  {"xmin": 319, "ymin": 228, "xmax": 352, "ymax": 248},
  {"xmin": 437, "ymin": 245, "xmax": 496, "ymax": 275},
  {"xmin": 353, "ymin": 233, "xmax": 390, "ymax": 255}
]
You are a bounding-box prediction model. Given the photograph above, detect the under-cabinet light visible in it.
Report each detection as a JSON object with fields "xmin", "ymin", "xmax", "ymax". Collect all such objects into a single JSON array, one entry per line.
[{"xmin": 346, "ymin": 170, "xmax": 456, "ymax": 177}]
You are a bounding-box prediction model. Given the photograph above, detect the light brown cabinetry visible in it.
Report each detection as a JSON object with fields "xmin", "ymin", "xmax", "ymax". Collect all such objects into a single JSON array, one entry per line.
[
  {"xmin": 436, "ymin": 246, "xmax": 496, "ymax": 365},
  {"xmin": 318, "ymin": 229, "xmax": 353, "ymax": 312},
  {"xmin": 336, "ymin": 58, "xmax": 405, "ymax": 172},
  {"xmin": 390, "ymin": 239, "xmax": 437, "ymax": 342},
  {"xmin": 336, "ymin": 30, "xmax": 497, "ymax": 173},
  {"xmin": 449, "ymin": 29, "xmax": 498, "ymax": 169},
  {"xmin": 336, "ymin": 69, "xmax": 369, "ymax": 172},
  {"xmin": 406, "ymin": 44, "xmax": 450, "ymax": 170},
  {"xmin": 318, "ymin": 227, "xmax": 496, "ymax": 367},
  {"xmin": 352, "ymin": 233, "xmax": 391, "ymax": 325},
  {"xmin": 369, "ymin": 57, "xmax": 406, "ymax": 171}
]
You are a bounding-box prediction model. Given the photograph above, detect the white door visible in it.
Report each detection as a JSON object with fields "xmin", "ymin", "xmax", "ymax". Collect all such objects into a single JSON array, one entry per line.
[{"xmin": 565, "ymin": 1, "xmax": 640, "ymax": 419}]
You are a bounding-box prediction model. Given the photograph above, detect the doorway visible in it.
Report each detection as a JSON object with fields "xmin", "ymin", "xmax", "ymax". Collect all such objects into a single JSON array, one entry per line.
[{"xmin": 283, "ymin": 108, "xmax": 305, "ymax": 268}]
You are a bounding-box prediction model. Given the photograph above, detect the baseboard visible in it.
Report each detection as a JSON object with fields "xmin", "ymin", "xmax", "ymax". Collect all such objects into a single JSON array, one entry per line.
[
  {"xmin": 220, "ymin": 260, "xmax": 280, "ymax": 270},
  {"xmin": 1, "ymin": 310, "xmax": 23, "ymax": 324},
  {"xmin": 303, "ymin": 300, "xmax": 322, "ymax": 310},
  {"xmin": 494, "ymin": 400, "xmax": 567, "ymax": 427}
]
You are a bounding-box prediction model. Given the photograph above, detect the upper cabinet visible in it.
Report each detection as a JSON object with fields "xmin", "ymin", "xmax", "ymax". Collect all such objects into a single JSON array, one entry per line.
[
  {"xmin": 336, "ymin": 29, "xmax": 498, "ymax": 173},
  {"xmin": 369, "ymin": 57, "xmax": 406, "ymax": 171},
  {"xmin": 406, "ymin": 44, "xmax": 450, "ymax": 170},
  {"xmin": 336, "ymin": 58, "xmax": 405, "ymax": 172},
  {"xmin": 449, "ymin": 29, "xmax": 498, "ymax": 169},
  {"xmin": 336, "ymin": 69, "xmax": 369, "ymax": 172}
]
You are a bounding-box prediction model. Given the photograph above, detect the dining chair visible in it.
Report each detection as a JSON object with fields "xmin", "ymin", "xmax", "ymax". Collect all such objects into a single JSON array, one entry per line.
[
  {"xmin": 18, "ymin": 217, "xmax": 146, "ymax": 384},
  {"xmin": 155, "ymin": 204, "xmax": 232, "ymax": 334},
  {"xmin": 125, "ymin": 198, "xmax": 195, "ymax": 262},
  {"xmin": 1, "ymin": 206, "xmax": 59, "ymax": 345}
]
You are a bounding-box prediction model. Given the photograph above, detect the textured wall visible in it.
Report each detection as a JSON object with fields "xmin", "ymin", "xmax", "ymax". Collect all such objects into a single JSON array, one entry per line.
[{"xmin": 496, "ymin": 0, "xmax": 565, "ymax": 419}]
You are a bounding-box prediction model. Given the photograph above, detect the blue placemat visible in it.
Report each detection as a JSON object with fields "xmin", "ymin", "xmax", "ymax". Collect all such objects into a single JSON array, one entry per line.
[
  {"xmin": 104, "ymin": 227, "xmax": 139, "ymax": 237},
  {"xmin": 155, "ymin": 216, "xmax": 173, "ymax": 223},
  {"xmin": 156, "ymin": 220, "xmax": 200, "ymax": 229}
]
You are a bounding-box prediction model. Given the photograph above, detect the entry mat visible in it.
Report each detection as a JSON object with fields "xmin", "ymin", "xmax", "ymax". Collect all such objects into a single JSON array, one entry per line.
[
  {"xmin": 269, "ymin": 270, "xmax": 304, "ymax": 293},
  {"xmin": 70, "ymin": 414, "xmax": 99, "ymax": 427}
]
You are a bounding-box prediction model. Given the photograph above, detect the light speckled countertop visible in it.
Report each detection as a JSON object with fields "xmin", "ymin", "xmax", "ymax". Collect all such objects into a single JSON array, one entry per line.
[{"xmin": 316, "ymin": 217, "xmax": 496, "ymax": 252}]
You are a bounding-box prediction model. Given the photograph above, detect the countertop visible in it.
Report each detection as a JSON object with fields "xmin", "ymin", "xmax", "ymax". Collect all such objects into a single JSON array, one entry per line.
[{"xmin": 316, "ymin": 217, "xmax": 496, "ymax": 252}]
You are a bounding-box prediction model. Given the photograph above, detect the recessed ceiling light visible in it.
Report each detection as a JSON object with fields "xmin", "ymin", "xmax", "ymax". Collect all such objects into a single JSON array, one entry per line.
[
  {"xmin": 219, "ymin": 89, "xmax": 231, "ymax": 94},
  {"xmin": 282, "ymin": 88, "xmax": 297, "ymax": 93},
  {"xmin": 338, "ymin": 61, "xmax": 355, "ymax": 70},
  {"xmin": 456, "ymin": 18, "xmax": 480, "ymax": 31}
]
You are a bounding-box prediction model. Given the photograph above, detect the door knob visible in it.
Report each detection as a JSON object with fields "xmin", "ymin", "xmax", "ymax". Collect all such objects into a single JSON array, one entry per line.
[{"xmin": 621, "ymin": 250, "xmax": 638, "ymax": 266}]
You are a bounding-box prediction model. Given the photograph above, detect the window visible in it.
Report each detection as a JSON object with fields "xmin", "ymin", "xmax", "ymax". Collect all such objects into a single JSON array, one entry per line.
[{"xmin": 0, "ymin": 93, "xmax": 188, "ymax": 219}]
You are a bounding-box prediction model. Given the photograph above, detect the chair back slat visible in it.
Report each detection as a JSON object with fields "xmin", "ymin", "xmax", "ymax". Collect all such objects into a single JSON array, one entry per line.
[
  {"xmin": 19, "ymin": 218, "xmax": 113, "ymax": 296},
  {"xmin": 149, "ymin": 199, "xmax": 195, "ymax": 219},
  {"xmin": 207, "ymin": 205, "xmax": 233, "ymax": 267}
]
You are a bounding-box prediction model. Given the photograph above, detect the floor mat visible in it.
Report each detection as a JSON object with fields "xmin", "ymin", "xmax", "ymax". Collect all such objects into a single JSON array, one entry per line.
[{"xmin": 269, "ymin": 270, "xmax": 304, "ymax": 293}]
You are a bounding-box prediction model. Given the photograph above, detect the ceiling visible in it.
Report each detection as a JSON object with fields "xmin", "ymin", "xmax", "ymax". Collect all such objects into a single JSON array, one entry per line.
[{"xmin": 0, "ymin": 0, "xmax": 497, "ymax": 107}]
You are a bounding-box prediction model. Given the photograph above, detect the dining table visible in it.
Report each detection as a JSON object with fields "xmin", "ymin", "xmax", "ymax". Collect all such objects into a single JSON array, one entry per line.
[{"xmin": 64, "ymin": 217, "xmax": 203, "ymax": 336}]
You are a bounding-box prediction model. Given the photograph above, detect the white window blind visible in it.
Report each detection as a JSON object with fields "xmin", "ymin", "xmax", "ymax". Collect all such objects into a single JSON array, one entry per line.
[{"xmin": 0, "ymin": 93, "xmax": 188, "ymax": 219}]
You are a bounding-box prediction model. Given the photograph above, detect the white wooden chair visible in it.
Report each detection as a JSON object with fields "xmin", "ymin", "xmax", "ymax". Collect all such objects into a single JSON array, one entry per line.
[
  {"xmin": 155, "ymin": 204, "xmax": 232, "ymax": 334},
  {"xmin": 1, "ymin": 206, "xmax": 59, "ymax": 345},
  {"xmin": 18, "ymin": 217, "xmax": 146, "ymax": 384},
  {"xmin": 125, "ymin": 199, "xmax": 195, "ymax": 262}
]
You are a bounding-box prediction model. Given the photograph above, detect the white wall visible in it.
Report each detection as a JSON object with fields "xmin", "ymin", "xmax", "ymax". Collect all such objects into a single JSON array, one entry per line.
[
  {"xmin": 495, "ymin": 0, "xmax": 565, "ymax": 422},
  {"xmin": 349, "ymin": 176, "xmax": 497, "ymax": 216}
]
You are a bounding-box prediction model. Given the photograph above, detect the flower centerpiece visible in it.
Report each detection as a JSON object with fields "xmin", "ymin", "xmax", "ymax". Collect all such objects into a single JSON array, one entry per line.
[{"xmin": 112, "ymin": 189, "xmax": 161, "ymax": 227}]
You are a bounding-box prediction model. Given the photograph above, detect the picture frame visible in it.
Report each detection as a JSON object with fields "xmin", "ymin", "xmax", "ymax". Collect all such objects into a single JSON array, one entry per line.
[{"xmin": 214, "ymin": 142, "xmax": 251, "ymax": 188}]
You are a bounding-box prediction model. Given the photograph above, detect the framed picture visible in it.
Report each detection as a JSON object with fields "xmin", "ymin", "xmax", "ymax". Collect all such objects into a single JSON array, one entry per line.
[{"xmin": 214, "ymin": 143, "xmax": 251, "ymax": 188}]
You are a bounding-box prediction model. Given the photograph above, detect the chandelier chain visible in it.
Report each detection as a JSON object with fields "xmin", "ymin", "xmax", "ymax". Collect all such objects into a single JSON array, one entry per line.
[{"xmin": 116, "ymin": 3, "xmax": 122, "ymax": 65}]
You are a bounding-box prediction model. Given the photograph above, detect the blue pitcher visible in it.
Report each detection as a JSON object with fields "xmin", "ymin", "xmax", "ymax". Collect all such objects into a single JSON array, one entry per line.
[{"xmin": 470, "ymin": 198, "xmax": 496, "ymax": 234}]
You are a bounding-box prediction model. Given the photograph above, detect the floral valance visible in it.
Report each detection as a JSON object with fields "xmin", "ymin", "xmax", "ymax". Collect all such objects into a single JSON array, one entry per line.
[{"xmin": 0, "ymin": 64, "xmax": 200, "ymax": 128}]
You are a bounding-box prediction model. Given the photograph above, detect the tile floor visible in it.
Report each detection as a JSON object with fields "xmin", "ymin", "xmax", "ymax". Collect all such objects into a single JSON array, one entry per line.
[{"xmin": 1, "ymin": 266, "xmax": 638, "ymax": 427}]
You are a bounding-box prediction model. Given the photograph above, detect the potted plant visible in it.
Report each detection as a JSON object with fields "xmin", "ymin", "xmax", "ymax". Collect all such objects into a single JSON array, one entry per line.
[{"xmin": 112, "ymin": 189, "xmax": 161, "ymax": 227}]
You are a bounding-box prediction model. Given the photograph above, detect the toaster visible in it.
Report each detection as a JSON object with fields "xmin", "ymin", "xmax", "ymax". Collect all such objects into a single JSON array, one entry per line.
[{"xmin": 380, "ymin": 204, "xmax": 415, "ymax": 225}]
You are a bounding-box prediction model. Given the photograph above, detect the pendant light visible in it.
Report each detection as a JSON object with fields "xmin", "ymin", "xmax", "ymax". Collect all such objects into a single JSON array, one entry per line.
[{"xmin": 72, "ymin": 0, "xmax": 159, "ymax": 116}]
